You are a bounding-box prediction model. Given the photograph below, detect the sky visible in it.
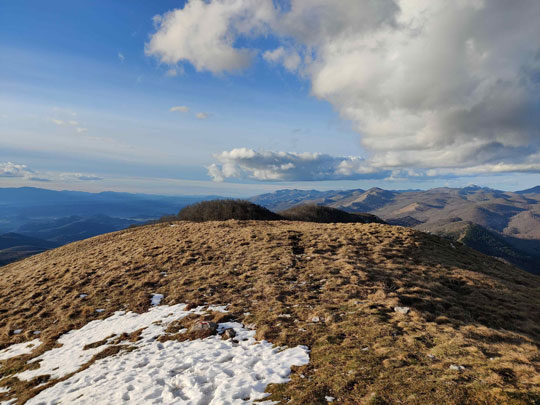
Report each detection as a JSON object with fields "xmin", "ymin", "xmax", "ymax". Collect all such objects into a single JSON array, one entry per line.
[{"xmin": 1, "ymin": 0, "xmax": 539, "ymax": 196}]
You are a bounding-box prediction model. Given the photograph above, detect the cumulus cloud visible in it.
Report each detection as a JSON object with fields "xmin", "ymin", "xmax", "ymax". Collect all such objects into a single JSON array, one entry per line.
[
  {"xmin": 170, "ymin": 105, "xmax": 190, "ymax": 113},
  {"xmin": 0, "ymin": 162, "xmax": 33, "ymax": 178},
  {"xmin": 0, "ymin": 162, "xmax": 50, "ymax": 182},
  {"xmin": 0, "ymin": 163, "xmax": 104, "ymax": 183},
  {"xmin": 207, "ymin": 148, "xmax": 387, "ymax": 182},
  {"xmin": 145, "ymin": 0, "xmax": 275, "ymax": 73},
  {"xmin": 263, "ymin": 47, "xmax": 301, "ymax": 72},
  {"xmin": 149, "ymin": 0, "xmax": 540, "ymax": 178}
]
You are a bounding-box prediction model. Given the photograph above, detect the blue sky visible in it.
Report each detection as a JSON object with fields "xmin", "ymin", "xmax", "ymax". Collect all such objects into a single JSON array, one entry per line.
[{"xmin": 1, "ymin": 0, "xmax": 539, "ymax": 196}]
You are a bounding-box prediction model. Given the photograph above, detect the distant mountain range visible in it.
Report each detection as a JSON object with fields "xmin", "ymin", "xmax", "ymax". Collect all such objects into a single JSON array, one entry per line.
[
  {"xmin": 0, "ymin": 187, "xmax": 217, "ymax": 265},
  {"xmin": 250, "ymin": 185, "xmax": 540, "ymax": 274}
]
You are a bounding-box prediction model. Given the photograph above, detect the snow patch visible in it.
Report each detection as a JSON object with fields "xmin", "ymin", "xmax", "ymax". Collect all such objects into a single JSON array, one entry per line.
[
  {"xmin": 0, "ymin": 387, "xmax": 10, "ymax": 393},
  {"xmin": 207, "ymin": 304, "xmax": 228, "ymax": 313},
  {"xmin": 0, "ymin": 339, "xmax": 41, "ymax": 361},
  {"xmin": 151, "ymin": 293, "xmax": 164, "ymax": 306},
  {"xmin": 20, "ymin": 305, "xmax": 309, "ymax": 405}
]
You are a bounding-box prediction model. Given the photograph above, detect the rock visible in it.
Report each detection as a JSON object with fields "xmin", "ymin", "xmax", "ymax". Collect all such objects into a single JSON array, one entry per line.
[
  {"xmin": 221, "ymin": 328, "xmax": 236, "ymax": 340},
  {"xmin": 311, "ymin": 316, "xmax": 320, "ymax": 323},
  {"xmin": 449, "ymin": 364, "xmax": 465, "ymax": 371},
  {"xmin": 394, "ymin": 306, "xmax": 410, "ymax": 314},
  {"xmin": 188, "ymin": 321, "xmax": 218, "ymax": 339}
]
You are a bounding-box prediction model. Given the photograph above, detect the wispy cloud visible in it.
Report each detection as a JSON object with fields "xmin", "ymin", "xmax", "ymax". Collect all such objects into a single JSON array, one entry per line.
[
  {"xmin": 48, "ymin": 118, "xmax": 79, "ymax": 127},
  {"xmin": 170, "ymin": 105, "xmax": 189, "ymax": 113},
  {"xmin": 196, "ymin": 112, "xmax": 209, "ymax": 120},
  {"xmin": 118, "ymin": 52, "xmax": 125, "ymax": 62},
  {"xmin": 165, "ymin": 68, "xmax": 181, "ymax": 77},
  {"xmin": 61, "ymin": 172, "xmax": 104, "ymax": 181},
  {"xmin": 48, "ymin": 118, "xmax": 67, "ymax": 126}
]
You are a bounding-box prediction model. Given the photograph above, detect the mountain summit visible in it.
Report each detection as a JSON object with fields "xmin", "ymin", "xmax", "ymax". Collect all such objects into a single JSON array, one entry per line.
[{"xmin": 0, "ymin": 220, "xmax": 538, "ymax": 404}]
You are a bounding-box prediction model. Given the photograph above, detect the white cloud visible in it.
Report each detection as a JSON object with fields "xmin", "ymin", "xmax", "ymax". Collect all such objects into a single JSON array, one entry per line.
[
  {"xmin": 150, "ymin": 0, "xmax": 540, "ymax": 178},
  {"xmin": 49, "ymin": 118, "xmax": 66, "ymax": 126},
  {"xmin": 0, "ymin": 162, "xmax": 50, "ymax": 182},
  {"xmin": 170, "ymin": 106, "xmax": 189, "ymax": 113},
  {"xmin": 146, "ymin": 0, "xmax": 275, "ymax": 73},
  {"xmin": 209, "ymin": 148, "xmax": 540, "ymax": 182},
  {"xmin": 48, "ymin": 118, "xmax": 79, "ymax": 126},
  {"xmin": 76, "ymin": 127, "xmax": 88, "ymax": 133},
  {"xmin": 208, "ymin": 148, "xmax": 387, "ymax": 182},
  {"xmin": 0, "ymin": 163, "xmax": 104, "ymax": 183},
  {"xmin": 196, "ymin": 112, "xmax": 210, "ymax": 119},
  {"xmin": 60, "ymin": 172, "xmax": 104, "ymax": 181},
  {"xmin": 0, "ymin": 162, "xmax": 32, "ymax": 178},
  {"xmin": 263, "ymin": 47, "xmax": 300, "ymax": 72},
  {"xmin": 118, "ymin": 52, "xmax": 125, "ymax": 62}
]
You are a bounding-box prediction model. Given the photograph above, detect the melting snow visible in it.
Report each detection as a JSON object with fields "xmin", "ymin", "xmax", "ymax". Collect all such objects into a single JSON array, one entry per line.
[
  {"xmin": 13, "ymin": 304, "xmax": 308, "ymax": 404},
  {"xmin": 0, "ymin": 387, "xmax": 10, "ymax": 393},
  {"xmin": 207, "ymin": 304, "xmax": 228, "ymax": 313},
  {"xmin": 12, "ymin": 330, "xmax": 22, "ymax": 335},
  {"xmin": 0, "ymin": 339, "xmax": 41, "ymax": 361},
  {"xmin": 151, "ymin": 293, "xmax": 164, "ymax": 306}
]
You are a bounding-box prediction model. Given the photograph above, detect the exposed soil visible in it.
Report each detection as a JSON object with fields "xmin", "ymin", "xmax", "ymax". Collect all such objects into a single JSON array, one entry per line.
[{"xmin": 0, "ymin": 220, "xmax": 539, "ymax": 404}]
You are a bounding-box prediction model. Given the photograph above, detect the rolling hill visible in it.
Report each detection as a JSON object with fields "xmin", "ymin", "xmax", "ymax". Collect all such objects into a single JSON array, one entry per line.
[
  {"xmin": 0, "ymin": 234, "xmax": 59, "ymax": 267},
  {"xmin": 0, "ymin": 221, "xmax": 538, "ymax": 404}
]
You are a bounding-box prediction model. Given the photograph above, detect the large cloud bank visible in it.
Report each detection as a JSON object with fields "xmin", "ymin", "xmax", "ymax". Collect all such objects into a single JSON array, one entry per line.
[
  {"xmin": 208, "ymin": 148, "xmax": 387, "ymax": 181},
  {"xmin": 147, "ymin": 0, "xmax": 540, "ymax": 181}
]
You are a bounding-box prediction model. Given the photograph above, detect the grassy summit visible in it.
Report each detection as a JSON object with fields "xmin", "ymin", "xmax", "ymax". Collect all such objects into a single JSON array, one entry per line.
[{"xmin": 0, "ymin": 220, "xmax": 539, "ymax": 403}]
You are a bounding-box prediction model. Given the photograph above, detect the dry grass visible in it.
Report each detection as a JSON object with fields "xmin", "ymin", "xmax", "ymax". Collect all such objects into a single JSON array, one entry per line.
[{"xmin": 0, "ymin": 220, "xmax": 539, "ymax": 404}]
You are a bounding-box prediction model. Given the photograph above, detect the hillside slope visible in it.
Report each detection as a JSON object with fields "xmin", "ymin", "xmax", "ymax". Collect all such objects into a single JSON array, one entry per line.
[
  {"xmin": 0, "ymin": 234, "xmax": 59, "ymax": 267},
  {"xmin": 0, "ymin": 221, "xmax": 539, "ymax": 404},
  {"xmin": 251, "ymin": 186, "xmax": 540, "ymax": 274}
]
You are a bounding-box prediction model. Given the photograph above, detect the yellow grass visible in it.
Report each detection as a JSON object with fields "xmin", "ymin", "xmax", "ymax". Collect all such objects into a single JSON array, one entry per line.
[{"xmin": 0, "ymin": 220, "xmax": 539, "ymax": 404}]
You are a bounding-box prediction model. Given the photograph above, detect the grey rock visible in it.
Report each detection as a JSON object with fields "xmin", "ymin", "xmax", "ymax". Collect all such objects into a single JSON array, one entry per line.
[{"xmin": 394, "ymin": 306, "xmax": 410, "ymax": 314}]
